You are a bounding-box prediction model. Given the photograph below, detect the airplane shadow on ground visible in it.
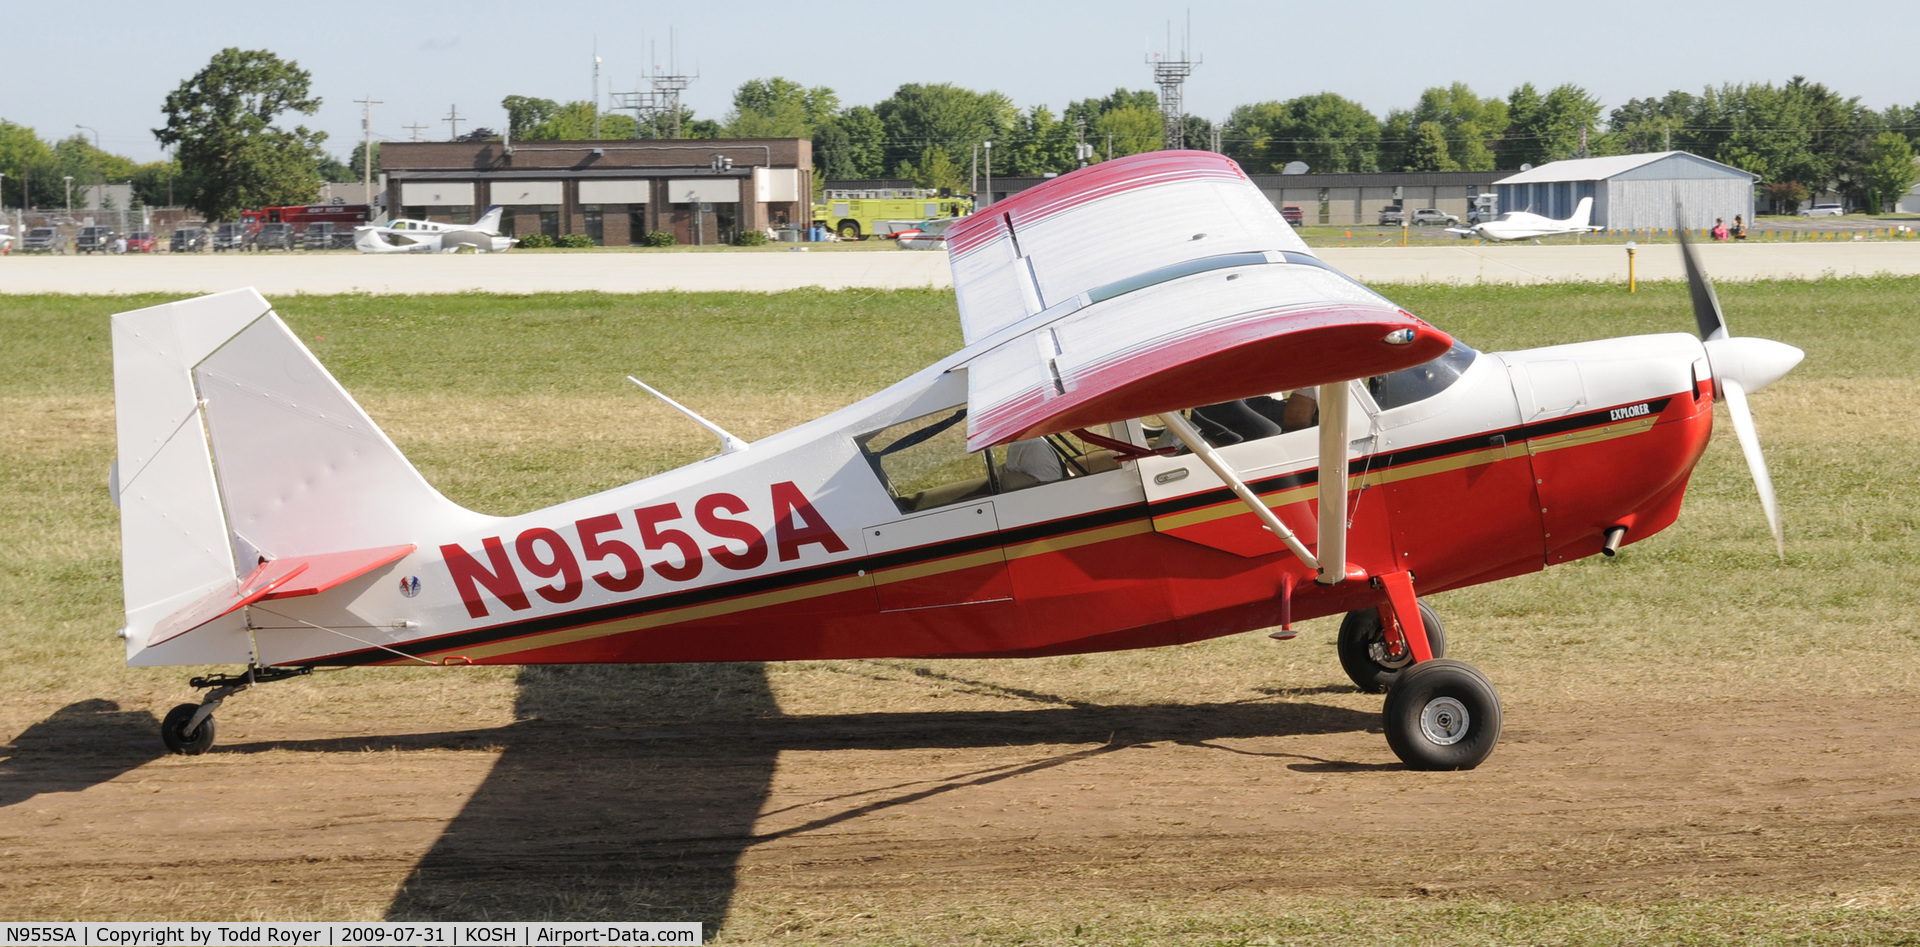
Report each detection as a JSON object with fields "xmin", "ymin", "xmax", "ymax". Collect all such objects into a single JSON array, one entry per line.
[
  {"xmin": 0, "ymin": 699, "xmax": 164, "ymax": 807},
  {"xmin": 233, "ymin": 664, "xmax": 1378, "ymax": 928}
]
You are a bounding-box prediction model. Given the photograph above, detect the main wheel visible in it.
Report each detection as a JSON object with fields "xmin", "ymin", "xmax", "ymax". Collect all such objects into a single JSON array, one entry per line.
[
  {"xmin": 1337, "ymin": 600, "xmax": 1445, "ymax": 693},
  {"xmin": 1382, "ymin": 659, "xmax": 1501, "ymax": 770},
  {"xmin": 160, "ymin": 703, "xmax": 217, "ymax": 755},
  {"xmin": 836, "ymin": 219, "xmax": 862, "ymax": 240}
]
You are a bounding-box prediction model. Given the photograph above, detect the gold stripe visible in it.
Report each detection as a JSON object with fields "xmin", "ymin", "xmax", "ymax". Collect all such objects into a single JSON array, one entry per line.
[
  {"xmin": 1005, "ymin": 518, "xmax": 1155, "ymax": 560},
  {"xmin": 403, "ymin": 572, "xmax": 876, "ymax": 663},
  {"xmin": 1525, "ymin": 417, "xmax": 1656, "ymax": 454},
  {"xmin": 403, "ymin": 518, "xmax": 1159, "ymax": 664},
  {"xmin": 870, "ymin": 548, "xmax": 1007, "ymax": 586},
  {"xmin": 1152, "ymin": 440, "xmax": 1533, "ymax": 532}
]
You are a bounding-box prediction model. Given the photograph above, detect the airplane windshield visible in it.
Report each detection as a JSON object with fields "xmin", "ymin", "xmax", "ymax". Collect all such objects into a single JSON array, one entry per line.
[{"xmin": 1367, "ymin": 341, "xmax": 1478, "ymax": 411}]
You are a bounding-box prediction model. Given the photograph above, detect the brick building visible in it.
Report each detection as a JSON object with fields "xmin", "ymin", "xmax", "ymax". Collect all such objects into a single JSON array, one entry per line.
[{"xmin": 380, "ymin": 138, "xmax": 810, "ymax": 246}]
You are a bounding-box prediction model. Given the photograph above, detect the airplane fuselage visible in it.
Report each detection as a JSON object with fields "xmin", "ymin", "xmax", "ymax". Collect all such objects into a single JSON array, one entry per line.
[{"xmin": 143, "ymin": 328, "xmax": 1714, "ymax": 670}]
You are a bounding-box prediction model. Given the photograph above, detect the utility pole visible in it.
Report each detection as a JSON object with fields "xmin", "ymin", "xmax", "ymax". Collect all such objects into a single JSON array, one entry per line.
[
  {"xmin": 444, "ymin": 105, "xmax": 464, "ymax": 141},
  {"xmin": 403, "ymin": 122, "xmax": 430, "ymax": 142},
  {"xmin": 356, "ymin": 96, "xmax": 382, "ymax": 208},
  {"xmin": 1074, "ymin": 118, "xmax": 1092, "ymax": 167},
  {"xmin": 983, "ymin": 141, "xmax": 993, "ymax": 207},
  {"xmin": 592, "ymin": 43, "xmax": 602, "ymax": 140}
]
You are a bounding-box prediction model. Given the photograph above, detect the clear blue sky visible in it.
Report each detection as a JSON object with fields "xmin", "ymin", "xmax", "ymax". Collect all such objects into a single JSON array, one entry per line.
[{"xmin": 11, "ymin": 0, "xmax": 1917, "ymax": 163}]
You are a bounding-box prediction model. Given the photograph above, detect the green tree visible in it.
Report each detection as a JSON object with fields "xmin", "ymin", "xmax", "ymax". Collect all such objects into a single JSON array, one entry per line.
[
  {"xmin": 874, "ymin": 83, "xmax": 1016, "ymax": 180},
  {"xmin": 1886, "ymin": 103, "xmax": 1920, "ymax": 150},
  {"xmin": 1062, "ymin": 89, "xmax": 1163, "ymax": 161},
  {"xmin": 1222, "ymin": 93, "xmax": 1380, "ymax": 173},
  {"xmin": 0, "ymin": 121, "xmax": 63, "ymax": 207},
  {"xmin": 1607, "ymin": 90, "xmax": 1699, "ymax": 153},
  {"xmin": 1403, "ymin": 121, "xmax": 1459, "ymax": 171},
  {"xmin": 726, "ymin": 77, "xmax": 838, "ymax": 138},
  {"xmin": 1863, "ymin": 131, "xmax": 1919, "ymax": 213},
  {"xmin": 813, "ymin": 105, "xmax": 885, "ymax": 181},
  {"xmin": 128, "ymin": 159, "xmax": 182, "ymax": 207},
  {"xmin": 1002, "ymin": 105, "xmax": 1077, "ymax": 176},
  {"xmin": 504, "ymin": 95, "xmax": 560, "ymax": 139},
  {"xmin": 1384, "ymin": 83, "xmax": 1507, "ymax": 171},
  {"xmin": 1504, "ymin": 83, "xmax": 1607, "ymax": 168},
  {"xmin": 517, "ymin": 101, "xmax": 637, "ymax": 140},
  {"xmin": 154, "ymin": 47, "xmax": 327, "ymax": 221}
]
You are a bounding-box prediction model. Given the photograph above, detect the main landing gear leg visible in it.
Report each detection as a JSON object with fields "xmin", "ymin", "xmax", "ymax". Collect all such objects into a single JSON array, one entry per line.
[
  {"xmin": 159, "ymin": 665, "xmax": 312, "ymax": 755},
  {"xmin": 1370, "ymin": 571, "xmax": 1503, "ymax": 771}
]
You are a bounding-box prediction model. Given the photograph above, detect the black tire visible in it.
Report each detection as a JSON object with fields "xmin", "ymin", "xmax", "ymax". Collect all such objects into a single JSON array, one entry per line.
[
  {"xmin": 1382, "ymin": 659, "xmax": 1501, "ymax": 771},
  {"xmin": 160, "ymin": 703, "xmax": 216, "ymax": 755},
  {"xmin": 1337, "ymin": 600, "xmax": 1446, "ymax": 693},
  {"xmin": 836, "ymin": 219, "xmax": 862, "ymax": 241}
]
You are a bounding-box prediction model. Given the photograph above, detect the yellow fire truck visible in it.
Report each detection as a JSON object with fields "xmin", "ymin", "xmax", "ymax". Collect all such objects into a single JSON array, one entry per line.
[{"xmin": 812, "ymin": 189, "xmax": 973, "ymax": 240}]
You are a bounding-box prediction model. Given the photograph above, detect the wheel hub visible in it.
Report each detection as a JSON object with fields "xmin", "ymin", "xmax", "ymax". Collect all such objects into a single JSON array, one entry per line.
[
  {"xmin": 1368, "ymin": 637, "xmax": 1413, "ymax": 669},
  {"xmin": 1419, "ymin": 696, "xmax": 1470, "ymax": 745}
]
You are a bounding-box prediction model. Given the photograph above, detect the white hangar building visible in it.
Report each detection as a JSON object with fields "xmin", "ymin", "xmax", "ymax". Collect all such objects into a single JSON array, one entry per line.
[{"xmin": 1494, "ymin": 151, "xmax": 1758, "ymax": 231}]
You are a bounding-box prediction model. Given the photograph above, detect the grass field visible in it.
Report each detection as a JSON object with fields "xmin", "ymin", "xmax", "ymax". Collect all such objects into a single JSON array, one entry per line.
[{"xmin": 3, "ymin": 277, "xmax": 1919, "ymax": 942}]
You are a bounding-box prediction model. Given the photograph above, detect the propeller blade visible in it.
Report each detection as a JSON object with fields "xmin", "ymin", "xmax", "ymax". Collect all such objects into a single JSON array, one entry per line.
[
  {"xmin": 1719, "ymin": 378, "xmax": 1784, "ymax": 558},
  {"xmin": 1675, "ymin": 204, "xmax": 1729, "ymax": 341}
]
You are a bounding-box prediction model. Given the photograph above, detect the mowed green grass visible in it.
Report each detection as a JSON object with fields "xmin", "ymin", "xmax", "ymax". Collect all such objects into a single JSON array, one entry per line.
[{"xmin": 3, "ymin": 278, "xmax": 1919, "ymax": 941}]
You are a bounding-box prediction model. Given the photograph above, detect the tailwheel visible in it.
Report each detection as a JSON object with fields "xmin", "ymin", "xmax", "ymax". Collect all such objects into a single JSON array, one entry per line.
[
  {"xmin": 1337, "ymin": 600, "xmax": 1446, "ymax": 693},
  {"xmin": 1382, "ymin": 659, "xmax": 1501, "ymax": 770},
  {"xmin": 160, "ymin": 703, "xmax": 217, "ymax": 755}
]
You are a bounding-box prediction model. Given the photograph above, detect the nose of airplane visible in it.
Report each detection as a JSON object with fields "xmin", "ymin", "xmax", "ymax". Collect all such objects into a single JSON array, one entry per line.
[{"xmin": 1703, "ymin": 336, "xmax": 1805, "ymax": 396}]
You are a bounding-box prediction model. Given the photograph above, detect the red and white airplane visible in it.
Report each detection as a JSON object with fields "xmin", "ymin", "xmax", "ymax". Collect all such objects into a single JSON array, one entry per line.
[{"xmin": 110, "ymin": 152, "xmax": 1801, "ymax": 769}]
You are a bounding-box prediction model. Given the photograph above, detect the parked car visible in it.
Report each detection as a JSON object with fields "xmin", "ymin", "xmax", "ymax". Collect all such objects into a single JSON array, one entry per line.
[
  {"xmin": 212, "ymin": 223, "xmax": 247, "ymax": 251},
  {"xmin": 170, "ymin": 227, "xmax": 210, "ymax": 252},
  {"xmin": 250, "ymin": 222, "xmax": 297, "ymax": 251},
  {"xmin": 126, "ymin": 231, "xmax": 158, "ymax": 253},
  {"xmin": 302, "ymin": 221, "xmax": 353, "ymax": 250},
  {"xmin": 1378, "ymin": 204, "xmax": 1405, "ymax": 226},
  {"xmin": 1410, "ymin": 208, "xmax": 1461, "ymax": 227},
  {"xmin": 1280, "ymin": 205, "xmax": 1305, "ymax": 227},
  {"xmin": 1800, "ymin": 203, "xmax": 1846, "ymax": 217},
  {"xmin": 21, "ymin": 227, "xmax": 59, "ymax": 252},
  {"xmin": 76, "ymin": 226, "xmax": 120, "ymax": 253},
  {"xmin": 0, "ymin": 223, "xmax": 12, "ymax": 253}
]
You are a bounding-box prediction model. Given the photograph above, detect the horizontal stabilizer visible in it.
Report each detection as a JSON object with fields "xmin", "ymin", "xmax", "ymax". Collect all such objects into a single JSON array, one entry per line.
[{"xmin": 147, "ymin": 544, "xmax": 417, "ymax": 647}]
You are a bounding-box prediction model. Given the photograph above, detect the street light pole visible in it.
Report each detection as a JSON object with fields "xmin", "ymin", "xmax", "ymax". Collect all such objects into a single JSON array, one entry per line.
[
  {"xmin": 983, "ymin": 141, "xmax": 993, "ymax": 208},
  {"xmin": 64, "ymin": 175, "xmax": 73, "ymax": 214}
]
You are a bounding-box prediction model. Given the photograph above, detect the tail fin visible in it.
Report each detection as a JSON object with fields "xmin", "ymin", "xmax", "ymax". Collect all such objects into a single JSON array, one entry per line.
[
  {"xmin": 111, "ymin": 289, "xmax": 487, "ymax": 666},
  {"xmin": 475, "ymin": 205, "xmax": 504, "ymax": 233},
  {"xmin": 1569, "ymin": 196, "xmax": 1594, "ymax": 229}
]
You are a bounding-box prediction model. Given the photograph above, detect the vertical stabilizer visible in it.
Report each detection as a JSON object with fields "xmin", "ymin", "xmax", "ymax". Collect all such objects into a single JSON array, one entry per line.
[
  {"xmin": 1569, "ymin": 196, "xmax": 1594, "ymax": 230},
  {"xmin": 112, "ymin": 290, "xmax": 493, "ymax": 666}
]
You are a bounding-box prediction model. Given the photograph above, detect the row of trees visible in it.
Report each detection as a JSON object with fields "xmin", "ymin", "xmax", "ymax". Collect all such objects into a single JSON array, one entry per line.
[
  {"xmin": 725, "ymin": 75, "xmax": 1918, "ymax": 212},
  {"xmin": 3, "ymin": 47, "xmax": 1915, "ymax": 220}
]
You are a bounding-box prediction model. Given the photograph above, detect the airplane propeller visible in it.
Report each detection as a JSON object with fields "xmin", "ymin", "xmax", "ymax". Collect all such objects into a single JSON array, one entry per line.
[{"xmin": 1675, "ymin": 210, "xmax": 1804, "ymax": 556}]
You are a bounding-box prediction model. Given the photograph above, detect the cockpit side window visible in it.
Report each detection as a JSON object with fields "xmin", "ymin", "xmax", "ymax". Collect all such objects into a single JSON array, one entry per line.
[
  {"xmin": 1366, "ymin": 341, "xmax": 1478, "ymax": 411},
  {"xmin": 857, "ymin": 409, "xmax": 1127, "ymax": 514}
]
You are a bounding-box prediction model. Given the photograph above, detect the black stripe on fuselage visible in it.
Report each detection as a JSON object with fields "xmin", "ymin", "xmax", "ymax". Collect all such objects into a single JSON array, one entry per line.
[{"xmin": 309, "ymin": 395, "xmax": 1673, "ymax": 666}]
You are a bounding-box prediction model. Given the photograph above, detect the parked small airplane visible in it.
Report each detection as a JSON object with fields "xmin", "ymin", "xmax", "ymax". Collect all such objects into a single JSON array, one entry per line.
[
  {"xmin": 110, "ymin": 152, "xmax": 1800, "ymax": 769},
  {"xmin": 353, "ymin": 206, "xmax": 515, "ymax": 253},
  {"xmin": 1448, "ymin": 196, "xmax": 1602, "ymax": 242}
]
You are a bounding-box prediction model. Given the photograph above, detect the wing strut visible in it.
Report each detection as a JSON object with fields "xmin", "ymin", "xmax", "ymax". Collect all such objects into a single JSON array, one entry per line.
[
  {"xmin": 1157, "ymin": 382, "xmax": 1358, "ymax": 583},
  {"xmin": 1314, "ymin": 381, "xmax": 1350, "ymax": 585},
  {"xmin": 1159, "ymin": 411, "xmax": 1320, "ymax": 572}
]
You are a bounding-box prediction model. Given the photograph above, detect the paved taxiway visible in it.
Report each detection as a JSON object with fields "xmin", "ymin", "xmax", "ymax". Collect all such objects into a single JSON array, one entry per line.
[{"xmin": 2, "ymin": 242, "xmax": 1916, "ymax": 295}]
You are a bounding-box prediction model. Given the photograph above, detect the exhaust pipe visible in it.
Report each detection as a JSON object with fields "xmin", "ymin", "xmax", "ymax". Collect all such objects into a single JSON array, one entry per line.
[{"xmin": 1601, "ymin": 526, "xmax": 1628, "ymax": 557}]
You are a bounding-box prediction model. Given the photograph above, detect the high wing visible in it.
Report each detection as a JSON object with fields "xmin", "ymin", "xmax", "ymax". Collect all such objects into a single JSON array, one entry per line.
[{"xmin": 945, "ymin": 151, "xmax": 1452, "ymax": 451}]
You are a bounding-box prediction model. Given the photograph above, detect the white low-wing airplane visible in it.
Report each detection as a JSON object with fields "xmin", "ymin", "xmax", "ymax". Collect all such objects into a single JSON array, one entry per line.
[
  {"xmin": 354, "ymin": 206, "xmax": 515, "ymax": 253},
  {"xmin": 1448, "ymin": 196, "xmax": 1601, "ymax": 242},
  {"xmin": 110, "ymin": 152, "xmax": 1799, "ymax": 771}
]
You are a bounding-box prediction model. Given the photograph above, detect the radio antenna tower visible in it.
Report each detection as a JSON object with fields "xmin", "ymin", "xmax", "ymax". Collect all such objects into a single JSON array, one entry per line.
[
  {"xmin": 611, "ymin": 30, "xmax": 698, "ymax": 139},
  {"xmin": 1147, "ymin": 13, "xmax": 1200, "ymax": 150}
]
